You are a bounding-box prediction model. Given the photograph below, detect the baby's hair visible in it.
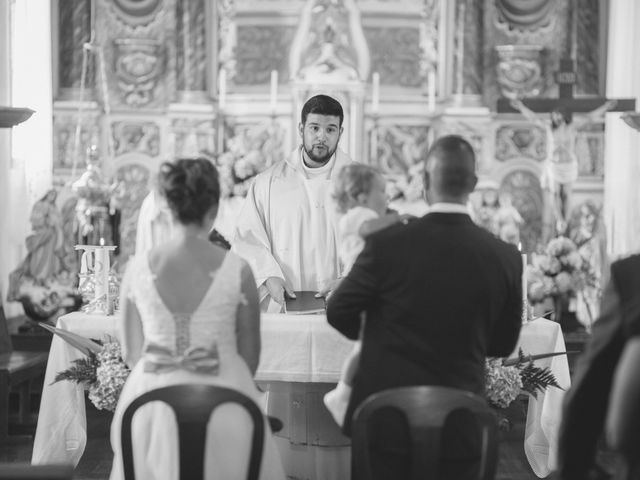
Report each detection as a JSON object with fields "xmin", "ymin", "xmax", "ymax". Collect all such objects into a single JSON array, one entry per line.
[{"xmin": 332, "ymin": 164, "xmax": 382, "ymax": 214}]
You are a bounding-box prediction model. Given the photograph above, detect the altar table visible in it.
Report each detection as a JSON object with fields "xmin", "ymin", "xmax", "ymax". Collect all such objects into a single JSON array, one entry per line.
[{"xmin": 31, "ymin": 313, "xmax": 568, "ymax": 478}]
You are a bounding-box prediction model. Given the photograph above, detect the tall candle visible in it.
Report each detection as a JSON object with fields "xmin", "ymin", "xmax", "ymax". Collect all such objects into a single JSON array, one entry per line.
[
  {"xmin": 371, "ymin": 72, "xmax": 380, "ymax": 115},
  {"xmin": 518, "ymin": 242, "xmax": 528, "ymax": 322},
  {"xmin": 428, "ymin": 69, "xmax": 436, "ymax": 112},
  {"xmin": 456, "ymin": 1, "xmax": 466, "ymax": 95},
  {"xmin": 370, "ymin": 125, "xmax": 378, "ymax": 162},
  {"xmin": 93, "ymin": 246, "xmax": 110, "ymax": 307},
  {"xmin": 269, "ymin": 70, "xmax": 278, "ymax": 114},
  {"xmin": 218, "ymin": 68, "xmax": 227, "ymax": 110}
]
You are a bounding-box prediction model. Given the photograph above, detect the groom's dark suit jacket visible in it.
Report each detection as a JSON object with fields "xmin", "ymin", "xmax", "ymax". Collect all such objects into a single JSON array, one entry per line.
[{"xmin": 327, "ymin": 211, "xmax": 523, "ymax": 436}]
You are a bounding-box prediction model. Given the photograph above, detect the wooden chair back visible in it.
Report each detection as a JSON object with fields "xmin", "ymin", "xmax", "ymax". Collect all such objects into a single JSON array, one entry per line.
[
  {"xmin": 352, "ymin": 386, "xmax": 498, "ymax": 480},
  {"xmin": 121, "ymin": 384, "xmax": 265, "ymax": 480}
]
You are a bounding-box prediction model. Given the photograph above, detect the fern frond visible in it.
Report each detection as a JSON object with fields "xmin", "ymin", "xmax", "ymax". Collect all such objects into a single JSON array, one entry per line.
[
  {"xmin": 52, "ymin": 353, "xmax": 98, "ymax": 385},
  {"xmin": 520, "ymin": 362, "xmax": 562, "ymax": 398}
]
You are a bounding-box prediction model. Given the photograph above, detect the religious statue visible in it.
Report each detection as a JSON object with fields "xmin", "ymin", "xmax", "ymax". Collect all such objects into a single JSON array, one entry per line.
[
  {"xmin": 72, "ymin": 145, "xmax": 120, "ymax": 246},
  {"xmin": 510, "ymin": 98, "xmax": 617, "ymax": 235},
  {"xmin": 494, "ymin": 191, "xmax": 524, "ymax": 246},
  {"xmin": 7, "ymin": 189, "xmax": 80, "ymax": 322}
]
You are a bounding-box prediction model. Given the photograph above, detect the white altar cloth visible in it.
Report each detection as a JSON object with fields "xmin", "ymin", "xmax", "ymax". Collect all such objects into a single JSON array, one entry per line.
[{"xmin": 31, "ymin": 313, "xmax": 568, "ymax": 478}]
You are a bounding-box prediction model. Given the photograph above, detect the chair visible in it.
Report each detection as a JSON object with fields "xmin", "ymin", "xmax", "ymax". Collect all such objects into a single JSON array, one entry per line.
[
  {"xmin": 121, "ymin": 384, "xmax": 265, "ymax": 480},
  {"xmin": 0, "ymin": 306, "xmax": 48, "ymax": 444},
  {"xmin": 352, "ymin": 386, "xmax": 498, "ymax": 480},
  {"xmin": 0, "ymin": 464, "xmax": 73, "ymax": 479}
]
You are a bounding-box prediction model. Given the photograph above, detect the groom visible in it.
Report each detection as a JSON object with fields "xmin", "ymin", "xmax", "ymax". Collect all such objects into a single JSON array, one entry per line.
[{"xmin": 327, "ymin": 135, "xmax": 523, "ymax": 479}]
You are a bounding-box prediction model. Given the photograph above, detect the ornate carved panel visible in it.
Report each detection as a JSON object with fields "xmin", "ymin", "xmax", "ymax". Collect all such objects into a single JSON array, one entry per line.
[
  {"xmin": 113, "ymin": 38, "xmax": 166, "ymax": 107},
  {"xmin": 499, "ymin": 169, "xmax": 543, "ymax": 252},
  {"xmin": 106, "ymin": 0, "xmax": 164, "ymax": 30},
  {"xmin": 494, "ymin": 0, "xmax": 558, "ymax": 33},
  {"xmin": 364, "ymin": 27, "xmax": 421, "ymax": 87},
  {"xmin": 374, "ymin": 125, "xmax": 430, "ymax": 176},
  {"xmin": 111, "ymin": 121, "xmax": 160, "ymax": 157},
  {"xmin": 53, "ymin": 111, "xmax": 101, "ymax": 171},
  {"xmin": 235, "ymin": 26, "xmax": 296, "ymax": 85},
  {"xmin": 495, "ymin": 124, "xmax": 546, "ymax": 162}
]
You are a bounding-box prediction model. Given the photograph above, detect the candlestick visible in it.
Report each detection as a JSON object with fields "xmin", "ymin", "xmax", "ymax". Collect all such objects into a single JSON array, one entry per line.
[
  {"xmin": 371, "ymin": 72, "xmax": 380, "ymax": 115},
  {"xmin": 269, "ymin": 70, "xmax": 278, "ymax": 114},
  {"xmin": 427, "ymin": 70, "xmax": 436, "ymax": 112},
  {"xmin": 75, "ymin": 244, "xmax": 118, "ymax": 315},
  {"xmin": 218, "ymin": 68, "xmax": 227, "ymax": 111},
  {"xmin": 94, "ymin": 246, "xmax": 110, "ymax": 308}
]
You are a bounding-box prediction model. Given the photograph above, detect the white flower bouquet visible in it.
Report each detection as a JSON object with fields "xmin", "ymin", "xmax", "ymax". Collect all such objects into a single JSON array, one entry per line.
[{"xmin": 39, "ymin": 323, "xmax": 130, "ymax": 412}]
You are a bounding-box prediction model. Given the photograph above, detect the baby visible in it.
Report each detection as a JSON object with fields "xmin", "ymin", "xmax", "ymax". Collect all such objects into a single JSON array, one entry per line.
[{"xmin": 323, "ymin": 164, "xmax": 412, "ymax": 426}]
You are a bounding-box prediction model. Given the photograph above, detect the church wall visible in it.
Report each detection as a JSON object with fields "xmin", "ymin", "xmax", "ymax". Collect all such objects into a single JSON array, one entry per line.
[{"xmin": 47, "ymin": 0, "xmax": 610, "ymax": 269}]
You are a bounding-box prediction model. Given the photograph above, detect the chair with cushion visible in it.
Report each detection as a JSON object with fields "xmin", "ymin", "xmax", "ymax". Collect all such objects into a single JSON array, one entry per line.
[
  {"xmin": 0, "ymin": 306, "xmax": 48, "ymax": 444},
  {"xmin": 0, "ymin": 463, "xmax": 73, "ymax": 479},
  {"xmin": 121, "ymin": 384, "xmax": 266, "ymax": 480},
  {"xmin": 352, "ymin": 386, "xmax": 498, "ymax": 480}
]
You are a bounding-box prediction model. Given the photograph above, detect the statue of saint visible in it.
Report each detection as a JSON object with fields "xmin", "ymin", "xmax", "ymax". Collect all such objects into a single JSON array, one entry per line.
[{"xmin": 72, "ymin": 145, "xmax": 117, "ymax": 245}]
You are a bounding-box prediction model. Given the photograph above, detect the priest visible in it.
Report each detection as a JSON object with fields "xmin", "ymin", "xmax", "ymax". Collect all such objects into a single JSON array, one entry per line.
[{"xmin": 233, "ymin": 94, "xmax": 354, "ymax": 310}]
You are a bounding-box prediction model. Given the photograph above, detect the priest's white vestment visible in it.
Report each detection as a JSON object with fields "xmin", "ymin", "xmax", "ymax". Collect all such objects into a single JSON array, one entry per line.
[{"xmin": 233, "ymin": 146, "xmax": 353, "ymax": 292}]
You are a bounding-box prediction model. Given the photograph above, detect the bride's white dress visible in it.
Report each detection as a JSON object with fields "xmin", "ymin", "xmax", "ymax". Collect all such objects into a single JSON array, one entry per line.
[{"xmin": 109, "ymin": 252, "xmax": 285, "ymax": 480}]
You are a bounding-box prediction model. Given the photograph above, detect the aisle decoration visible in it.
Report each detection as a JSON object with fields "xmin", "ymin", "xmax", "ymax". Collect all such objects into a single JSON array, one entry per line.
[
  {"xmin": 39, "ymin": 323, "xmax": 129, "ymax": 412},
  {"xmin": 485, "ymin": 349, "xmax": 566, "ymax": 429}
]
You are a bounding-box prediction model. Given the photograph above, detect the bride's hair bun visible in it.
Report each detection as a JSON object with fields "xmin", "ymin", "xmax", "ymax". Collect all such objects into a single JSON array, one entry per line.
[{"xmin": 158, "ymin": 158, "xmax": 220, "ymax": 225}]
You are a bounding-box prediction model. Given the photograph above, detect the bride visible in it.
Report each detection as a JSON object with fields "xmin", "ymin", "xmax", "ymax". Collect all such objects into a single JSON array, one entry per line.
[{"xmin": 109, "ymin": 158, "xmax": 285, "ymax": 479}]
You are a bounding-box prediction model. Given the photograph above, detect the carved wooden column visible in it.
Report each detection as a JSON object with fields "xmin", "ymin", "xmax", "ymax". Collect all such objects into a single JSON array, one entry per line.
[
  {"xmin": 175, "ymin": 0, "xmax": 208, "ymax": 102},
  {"xmin": 451, "ymin": 0, "xmax": 483, "ymax": 106},
  {"xmin": 57, "ymin": 0, "xmax": 94, "ymax": 100}
]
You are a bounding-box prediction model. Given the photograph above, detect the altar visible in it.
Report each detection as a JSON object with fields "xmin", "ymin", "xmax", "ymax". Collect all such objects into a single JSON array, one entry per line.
[{"xmin": 31, "ymin": 312, "xmax": 568, "ymax": 479}]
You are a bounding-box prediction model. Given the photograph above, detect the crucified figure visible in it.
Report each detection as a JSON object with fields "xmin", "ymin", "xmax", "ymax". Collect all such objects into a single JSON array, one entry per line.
[{"xmin": 510, "ymin": 98, "xmax": 616, "ymax": 236}]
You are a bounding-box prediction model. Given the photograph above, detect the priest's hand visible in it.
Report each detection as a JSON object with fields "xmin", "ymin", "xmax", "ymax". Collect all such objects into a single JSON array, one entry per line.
[
  {"xmin": 265, "ymin": 277, "xmax": 296, "ymax": 305},
  {"xmin": 315, "ymin": 278, "xmax": 342, "ymax": 300}
]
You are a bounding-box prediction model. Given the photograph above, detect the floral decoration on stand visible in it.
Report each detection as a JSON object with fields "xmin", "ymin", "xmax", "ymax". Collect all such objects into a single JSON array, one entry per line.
[
  {"xmin": 526, "ymin": 236, "xmax": 599, "ymax": 325},
  {"xmin": 216, "ymin": 122, "xmax": 283, "ymax": 198},
  {"xmin": 40, "ymin": 323, "xmax": 129, "ymax": 412},
  {"xmin": 485, "ymin": 349, "xmax": 566, "ymax": 430}
]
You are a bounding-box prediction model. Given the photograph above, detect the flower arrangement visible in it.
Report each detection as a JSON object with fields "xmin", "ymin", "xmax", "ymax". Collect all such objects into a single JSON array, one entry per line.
[
  {"xmin": 526, "ymin": 236, "xmax": 597, "ymax": 308},
  {"xmin": 485, "ymin": 349, "xmax": 564, "ymax": 413},
  {"xmin": 40, "ymin": 323, "xmax": 130, "ymax": 412},
  {"xmin": 216, "ymin": 122, "xmax": 284, "ymax": 198}
]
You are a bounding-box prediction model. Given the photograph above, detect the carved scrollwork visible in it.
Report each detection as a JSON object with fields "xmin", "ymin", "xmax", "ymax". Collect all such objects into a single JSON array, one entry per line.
[
  {"xmin": 495, "ymin": 45, "xmax": 544, "ymax": 99},
  {"xmin": 113, "ymin": 38, "xmax": 165, "ymax": 107},
  {"xmin": 170, "ymin": 119, "xmax": 217, "ymax": 159},
  {"xmin": 53, "ymin": 113, "xmax": 101, "ymax": 170},
  {"xmin": 495, "ymin": 124, "xmax": 547, "ymax": 162},
  {"xmin": 494, "ymin": 0, "xmax": 557, "ymax": 33},
  {"xmin": 112, "ymin": 121, "xmax": 160, "ymax": 157},
  {"xmin": 106, "ymin": 0, "xmax": 163, "ymax": 29}
]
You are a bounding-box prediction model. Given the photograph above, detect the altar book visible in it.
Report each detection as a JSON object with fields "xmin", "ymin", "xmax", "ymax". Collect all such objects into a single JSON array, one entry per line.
[{"xmin": 284, "ymin": 291, "xmax": 326, "ymax": 314}]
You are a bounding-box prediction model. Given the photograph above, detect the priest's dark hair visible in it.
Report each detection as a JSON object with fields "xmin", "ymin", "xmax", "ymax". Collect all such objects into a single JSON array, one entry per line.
[
  {"xmin": 301, "ymin": 94, "xmax": 344, "ymax": 126},
  {"xmin": 424, "ymin": 135, "xmax": 477, "ymax": 199},
  {"xmin": 158, "ymin": 157, "xmax": 220, "ymax": 225}
]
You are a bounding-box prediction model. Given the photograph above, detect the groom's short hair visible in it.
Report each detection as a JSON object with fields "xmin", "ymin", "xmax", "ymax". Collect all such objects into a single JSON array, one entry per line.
[{"xmin": 424, "ymin": 135, "xmax": 476, "ymax": 197}]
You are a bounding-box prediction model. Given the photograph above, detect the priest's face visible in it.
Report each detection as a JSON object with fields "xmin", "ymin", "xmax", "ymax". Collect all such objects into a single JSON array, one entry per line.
[{"xmin": 299, "ymin": 113, "xmax": 343, "ymax": 165}]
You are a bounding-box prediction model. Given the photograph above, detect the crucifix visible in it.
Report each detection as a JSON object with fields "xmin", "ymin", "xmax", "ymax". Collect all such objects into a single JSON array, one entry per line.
[{"xmin": 496, "ymin": 12, "xmax": 636, "ymax": 237}]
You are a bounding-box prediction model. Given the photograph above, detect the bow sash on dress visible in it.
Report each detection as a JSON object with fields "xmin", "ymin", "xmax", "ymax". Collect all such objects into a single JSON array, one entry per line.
[{"xmin": 143, "ymin": 343, "xmax": 220, "ymax": 374}]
